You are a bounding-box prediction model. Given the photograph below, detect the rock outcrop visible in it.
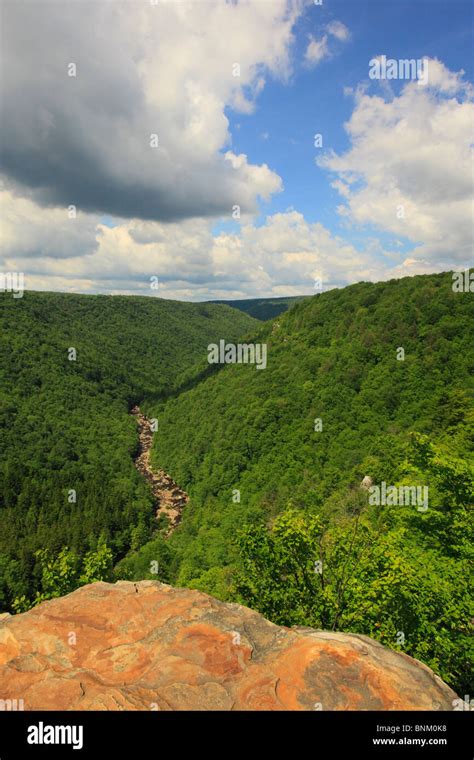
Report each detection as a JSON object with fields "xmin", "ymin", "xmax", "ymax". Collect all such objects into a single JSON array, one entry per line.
[
  {"xmin": 360, "ymin": 475, "xmax": 373, "ymax": 489},
  {"xmin": 0, "ymin": 581, "xmax": 457, "ymax": 711}
]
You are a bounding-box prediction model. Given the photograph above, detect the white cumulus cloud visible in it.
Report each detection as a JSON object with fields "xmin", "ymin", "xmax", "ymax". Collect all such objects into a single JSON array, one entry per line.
[{"xmin": 319, "ymin": 59, "xmax": 474, "ymax": 270}]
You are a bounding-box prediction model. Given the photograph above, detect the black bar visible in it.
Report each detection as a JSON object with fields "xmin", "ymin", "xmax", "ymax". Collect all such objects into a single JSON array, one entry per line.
[{"xmin": 0, "ymin": 710, "xmax": 471, "ymax": 758}]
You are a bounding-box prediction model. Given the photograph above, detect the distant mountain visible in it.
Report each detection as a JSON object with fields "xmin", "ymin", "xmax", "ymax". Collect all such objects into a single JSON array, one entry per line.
[{"xmin": 208, "ymin": 295, "xmax": 308, "ymax": 321}]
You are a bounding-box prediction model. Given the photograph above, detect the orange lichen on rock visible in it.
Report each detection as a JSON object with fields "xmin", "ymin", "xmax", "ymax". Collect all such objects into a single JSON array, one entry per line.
[{"xmin": 0, "ymin": 581, "xmax": 457, "ymax": 711}]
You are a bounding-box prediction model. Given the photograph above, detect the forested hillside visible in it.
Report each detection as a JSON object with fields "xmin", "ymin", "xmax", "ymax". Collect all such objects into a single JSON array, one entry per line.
[
  {"xmin": 121, "ymin": 272, "xmax": 473, "ymax": 693},
  {"xmin": 0, "ymin": 292, "xmax": 257, "ymax": 610},
  {"xmin": 1, "ymin": 275, "xmax": 472, "ymax": 694}
]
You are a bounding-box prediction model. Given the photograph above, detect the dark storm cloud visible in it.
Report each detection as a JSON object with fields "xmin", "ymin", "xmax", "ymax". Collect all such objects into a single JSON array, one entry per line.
[{"xmin": 0, "ymin": 1, "xmax": 280, "ymax": 222}]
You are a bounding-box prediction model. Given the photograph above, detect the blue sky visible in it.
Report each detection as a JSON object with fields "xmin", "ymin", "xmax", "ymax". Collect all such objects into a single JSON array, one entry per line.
[
  {"xmin": 1, "ymin": 0, "xmax": 473, "ymax": 298},
  {"xmin": 228, "ymin": 0, "xmax": 473, "ymax": 229}
]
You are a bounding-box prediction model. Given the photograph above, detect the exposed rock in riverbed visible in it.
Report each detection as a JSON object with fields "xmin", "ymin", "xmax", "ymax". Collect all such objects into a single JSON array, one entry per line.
[{"xmin": 131, "ymin": 406, "xmax": 188, "ymax": 533}]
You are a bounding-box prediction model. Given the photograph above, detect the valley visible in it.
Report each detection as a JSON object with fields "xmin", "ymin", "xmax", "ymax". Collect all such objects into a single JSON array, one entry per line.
[{"xmin": 1, "ymin": 273, "xmax": 472, "ymax": 696}]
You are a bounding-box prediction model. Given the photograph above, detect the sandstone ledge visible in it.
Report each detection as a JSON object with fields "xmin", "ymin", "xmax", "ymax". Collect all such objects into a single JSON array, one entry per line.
[{"xmin": 0, "ymin": 580, "xmax": 457, "ymax": 711}]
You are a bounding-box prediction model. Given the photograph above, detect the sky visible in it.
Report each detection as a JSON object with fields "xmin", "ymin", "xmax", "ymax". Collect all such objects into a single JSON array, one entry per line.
[{"xmin": 0, "ymin": 0, "xmax": 473, "ymax": 300}]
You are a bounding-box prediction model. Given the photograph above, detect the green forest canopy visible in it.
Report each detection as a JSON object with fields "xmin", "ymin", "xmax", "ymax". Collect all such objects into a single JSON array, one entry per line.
[
  {"xmin": 1, "ymin": 273, "xmax": 472, "ymax": 694},
  {"xmin": 0, "ymin": 291, "xmax": 257, "ymax": 610},
  {"xmin": 132, "ymin": 272, "xmax": 473, "ymax": 693}
]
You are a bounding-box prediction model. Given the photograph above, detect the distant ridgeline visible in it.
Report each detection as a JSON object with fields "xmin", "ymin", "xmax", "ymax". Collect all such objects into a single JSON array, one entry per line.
[
  {"xmin": 1, "ymin": 275, "xmax": 472, "ymax": 696},
  {"xmin": 208, "ymin": 295, "xmax": 308, "ymax": 321}
]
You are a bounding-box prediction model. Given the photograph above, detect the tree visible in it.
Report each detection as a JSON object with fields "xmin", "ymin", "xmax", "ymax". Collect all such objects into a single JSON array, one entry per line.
[{"xmin": 12, "ymin": 542, "xmax": 113, "ymax": 611}]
